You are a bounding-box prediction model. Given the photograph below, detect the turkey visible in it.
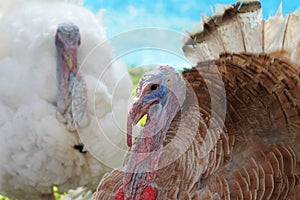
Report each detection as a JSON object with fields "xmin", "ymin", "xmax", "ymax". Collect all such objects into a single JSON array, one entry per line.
[
  {"xmin": 0, "ymin": 0, "xmax": 132, "ymax": 199},
  {"xmin": 93, "ymin": 1, "xmax": 300, "ymax": 199}
]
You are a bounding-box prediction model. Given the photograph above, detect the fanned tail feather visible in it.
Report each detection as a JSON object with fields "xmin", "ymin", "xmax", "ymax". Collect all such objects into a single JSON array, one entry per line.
[{"xmin": 183, "ymin": 0, "xmax": 300, "ymax": 67}]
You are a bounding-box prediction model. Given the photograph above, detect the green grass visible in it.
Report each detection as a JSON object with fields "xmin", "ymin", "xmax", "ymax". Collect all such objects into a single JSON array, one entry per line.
[
  {"xmin": 0, "ymin": 196, "xmax": 10, "ymax": 200},
  {"xmin": 53, "ymin": 186, "xmax": 67, "ymax": 200},
  {"xmin": 0, "ymin": 66, "xmax": 149, "ymax": 199}
]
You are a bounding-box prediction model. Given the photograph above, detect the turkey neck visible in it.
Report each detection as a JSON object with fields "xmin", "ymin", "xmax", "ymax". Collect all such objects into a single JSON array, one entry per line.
[{"xmin": 124, "ymin": 97, "xmax": 181, "ymax": 199}]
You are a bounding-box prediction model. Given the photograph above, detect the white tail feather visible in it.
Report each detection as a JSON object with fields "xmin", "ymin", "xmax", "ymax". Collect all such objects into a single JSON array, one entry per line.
[
  {"xmin": 281, "ymin": 14, "xmax": 300, "ymax": 64},
  {"xmin": 183, "ymin": 0, "xmax": 300, "ymax": 67},
  {"xmin": 263, "ymin": 12, "xmax": 286, "ymax": 53}
]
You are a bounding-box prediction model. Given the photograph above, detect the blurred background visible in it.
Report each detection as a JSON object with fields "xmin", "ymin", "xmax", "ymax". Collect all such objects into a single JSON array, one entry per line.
[
  {"xmin": 84, "ymin": 0, "xmax": 299, "ymax": 36},
  {"xmin": 83, "ymin": 0, "xmax": 300, "ymax": 69}
]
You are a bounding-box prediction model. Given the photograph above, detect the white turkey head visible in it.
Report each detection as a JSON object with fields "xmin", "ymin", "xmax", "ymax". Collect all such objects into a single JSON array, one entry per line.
[{"xmin": 55, "ymin": 23, "xmax": 89, "ymax": 132}]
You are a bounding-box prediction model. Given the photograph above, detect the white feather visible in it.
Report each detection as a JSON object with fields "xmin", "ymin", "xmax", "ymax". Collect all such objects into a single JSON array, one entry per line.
[
  {"xmin": 263, "ymin": 9, "xmax": 286, "ymax": 53},
  {"xmin": 183, "ymin": 1, "xmax": 300, "ymax": 67},
  {"xmin": 0, "ymin": 0, "xmax": 132, "ymax": 199}
]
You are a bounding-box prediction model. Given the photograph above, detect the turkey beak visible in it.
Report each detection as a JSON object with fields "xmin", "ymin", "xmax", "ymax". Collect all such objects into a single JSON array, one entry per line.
[
  {"xmin": 62, "ymin": 45, "xmax": 78, "ymax": 71},
  {"xmin": 127, "ymin": 95, "xmax": 157, "ymax": 147},
  {"xmin": 63, "ymin": 52, "xmax": 74, "ymax": 70},
  {"xmin": 127, "ymin": 97, "xmax": 143, "ymax": 147},
  {"xmin": 128, "ymin": 97, "xmax": 146, "ymax": 124}
]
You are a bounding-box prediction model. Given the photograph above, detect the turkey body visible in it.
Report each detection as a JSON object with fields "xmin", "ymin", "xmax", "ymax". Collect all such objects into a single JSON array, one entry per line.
[
  {"xmin": 95, "ymin": 53, "xmax": 300, "ymax": 200},
  {"xmin": 94, "ymin": 1, "xmax": 300, "ymax": 199},
  {"xmin": 0, "ymin": 0, "xmax": 132, "ymax": 199}
]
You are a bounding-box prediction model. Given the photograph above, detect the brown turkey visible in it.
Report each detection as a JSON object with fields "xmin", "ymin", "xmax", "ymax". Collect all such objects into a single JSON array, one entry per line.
[{"xmin": 94, "ymin": 1, "xmax": 300, "ymax": 199}]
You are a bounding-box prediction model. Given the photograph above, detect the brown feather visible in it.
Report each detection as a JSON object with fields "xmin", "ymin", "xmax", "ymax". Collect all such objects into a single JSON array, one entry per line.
[
  {"xmin": 94, "ymin": 53, "xmax": 300, "ymax": 199},
  {"xmin": 94, "ymin": 1, "xmax": 300, "ymax": 199}
]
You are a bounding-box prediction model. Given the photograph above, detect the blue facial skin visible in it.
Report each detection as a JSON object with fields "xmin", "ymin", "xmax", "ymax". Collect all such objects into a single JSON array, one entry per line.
[{"xmin": 143, "ymin": 84, "xmax": 168, "ymax": 107}]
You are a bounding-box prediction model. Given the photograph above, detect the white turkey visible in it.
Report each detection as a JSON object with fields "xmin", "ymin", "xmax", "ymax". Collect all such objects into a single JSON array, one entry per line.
[
  {"xmin": 94, "ymin": 1, "xmax": 300, "ymax": 199},
  {"xmin": 0, "ymin": 0, "xmax": 132, "ymax": 199}
]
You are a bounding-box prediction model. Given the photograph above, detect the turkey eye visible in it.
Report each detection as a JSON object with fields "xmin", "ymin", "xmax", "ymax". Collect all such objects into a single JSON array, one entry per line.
[
  {"xmin": 150, "ymin": 84, "xmax": 159, "ymax": 91},
  {"xmin": 78, "ymin": 38, "xmax": 81, "ymax": 46}
]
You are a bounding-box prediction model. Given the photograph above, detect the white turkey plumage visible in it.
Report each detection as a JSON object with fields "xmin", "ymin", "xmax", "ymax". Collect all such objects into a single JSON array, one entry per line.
[
  {"xmin": 94, "ymin": 1, "xmax": 300, "ymax": 199},
  {"xmin": 0, "ymin": 0, "xmax": 132, "ymax": 199}
]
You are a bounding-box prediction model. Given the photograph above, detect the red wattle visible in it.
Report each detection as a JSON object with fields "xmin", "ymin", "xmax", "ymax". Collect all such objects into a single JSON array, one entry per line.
[
  {"xmin": 127, "ymin": 120, "xmax": 132, "ymax": 147},
  {"xmin": 115, "ymin": 186, "xmax": 124, "ymax": 200},
  {"xmin": 127, "ymin": 133, "xmax": 132, "ymax": 147},
  {"xmin": 115, "ymin": 185, "xmax": 156, "ymax": 200},
  {"xmin": 141, "ymin": 186, "xmax": 156, "ymax": 200}
]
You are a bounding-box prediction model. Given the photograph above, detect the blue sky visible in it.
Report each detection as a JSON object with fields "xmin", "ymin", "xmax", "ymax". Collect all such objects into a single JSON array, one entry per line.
[{"xmin": 83, "ymin": 0, "xmax": 299, "ymax": 68}]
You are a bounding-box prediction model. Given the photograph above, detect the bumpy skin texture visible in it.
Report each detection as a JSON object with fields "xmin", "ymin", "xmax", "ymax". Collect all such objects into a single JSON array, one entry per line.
[
  {"xmin": 120, "ymin": 66, "xmax": 185, "ymax": 199},
  {"xmin": 115, "ymin": 185, "xmax": 156, "ymax": 200},
  {"xmin": 94, "ymin": 53, "xmax": 300, "ymax": 199},
  {"xmin": 55, "ymin": 23, "xmax": 89, "ymax": 132}
]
